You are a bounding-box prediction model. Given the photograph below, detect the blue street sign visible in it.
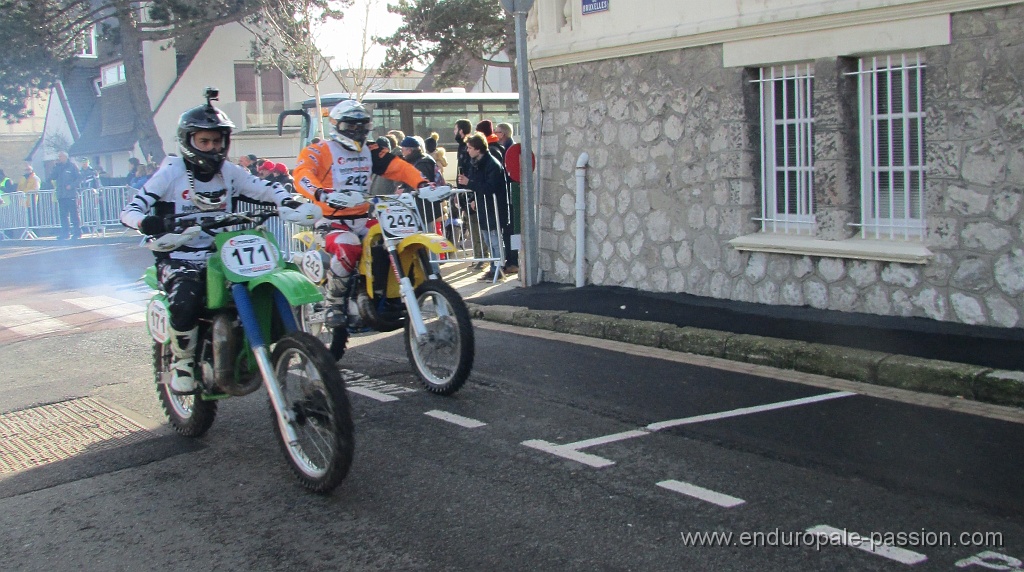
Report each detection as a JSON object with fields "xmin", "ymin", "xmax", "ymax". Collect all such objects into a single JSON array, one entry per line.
[{"xmin": 582, "ymin": 0, "xmax": 608, "ymax": 15}]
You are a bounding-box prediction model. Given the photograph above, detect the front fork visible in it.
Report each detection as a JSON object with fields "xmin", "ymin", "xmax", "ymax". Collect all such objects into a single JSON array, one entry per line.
[
  {"xmin": 386, "ymin": 244, "xmax": 428, "ymax": 341},
  {"xmin": 231, "ymin": 284, "xmax": 301, "ymax": 445}
]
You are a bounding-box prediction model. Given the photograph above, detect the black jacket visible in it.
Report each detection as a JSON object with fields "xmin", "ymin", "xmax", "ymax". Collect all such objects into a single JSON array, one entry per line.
[
  {"xmin": 51, "ymin": 160, "xmax": 80, "ymax": 200},
  {"xmin": 464, "ymin": 152, "xmax": 508, "ymax": 230}
]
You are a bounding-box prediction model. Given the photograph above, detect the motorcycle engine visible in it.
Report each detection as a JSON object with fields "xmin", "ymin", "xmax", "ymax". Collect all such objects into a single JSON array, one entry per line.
[{"xmin": 206, "ymin": 314, "xmax": 261, "ymax": 396}]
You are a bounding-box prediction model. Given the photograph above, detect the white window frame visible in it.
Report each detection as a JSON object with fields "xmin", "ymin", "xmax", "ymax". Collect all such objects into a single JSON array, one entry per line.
[
  {"xmin": 853, "ymin": 53, "xmax": 926, "ymax": 240},
  {"xmin": 78, "ymin": 26, "xmax": 97, "ymax": 58},
  {"xmin": 755, "ymin": 64, "xmax": 815, "ymax": 234},
  {"xmin": 100, "ymin": 62, "xmax": 127, "ymax": 87}
]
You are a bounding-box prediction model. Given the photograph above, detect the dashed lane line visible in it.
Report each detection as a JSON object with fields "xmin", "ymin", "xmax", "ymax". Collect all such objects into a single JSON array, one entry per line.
[
  {"xmin": 807, "ymin": 525, "xmax": 928, "ymax": 565},
  {"xmin": 347, "ymin": 386, "xmax": 401, "ymax": 402},
  {"xmin": 424, "ymin": 410, "xmax": 487, "ymax": 428},
  {"xmin": 656, "ymin": 480, "xmax": 746, "ymax": 508},
  {"xmin": 64, "ymin": 296, "xmax": 146, "ymax": 323},
  {"xmin": 0, "ymin": 305, "xmax": 74, "ymax": 336},
  {"xmin": 523, "ymin": 391, "xmax": 855, "ymax": 467}
]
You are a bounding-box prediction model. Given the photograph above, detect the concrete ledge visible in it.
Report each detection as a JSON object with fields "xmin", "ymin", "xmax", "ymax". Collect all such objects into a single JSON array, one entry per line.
[
  {"xmin": 659, "ymin": 327, "xmax": 732, "ymax": 358},
  {"xmin": 511, "ymin": 309, "xmax": 567, "ymax": 330},
  {"xmin": 604, "ymin": 319, "xmax": 676, "ymax": 347},
  {"xmin": 876, "ymin": 355, "xmax": 986, "ymax": 398},
  {"xmin": 724, "ymin": 334, "xmax": 808, "ymax": 370},
  {"xmin": 974, "ymin": 370, "xmax": 1024, "ymax": 408},
  {"xmin": 792, "ymin": 343, "xmax": 888, "ymax": 384},
  {"xmin": 553, "ymin": 312, "xmax": 613, "ymax": 338},
  {"xmin": 469, "ymin": 304, "xmax": 519, "ymax": 324}
]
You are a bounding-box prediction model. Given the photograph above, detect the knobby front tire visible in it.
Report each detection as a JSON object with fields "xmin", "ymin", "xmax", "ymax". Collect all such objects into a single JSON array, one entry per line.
[
  {"xmin": 404, "ymin": 279, "xmax": 475, "ymax": 396},
  {"xmin": 270, "ymin": 331, "xmax": 354, "ymax": 494}
]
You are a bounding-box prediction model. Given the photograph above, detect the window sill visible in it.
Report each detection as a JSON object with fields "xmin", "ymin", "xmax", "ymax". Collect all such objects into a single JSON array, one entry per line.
[{"xmin": 728, "ymin": 233, "xmax": 933, "ymax": 264}]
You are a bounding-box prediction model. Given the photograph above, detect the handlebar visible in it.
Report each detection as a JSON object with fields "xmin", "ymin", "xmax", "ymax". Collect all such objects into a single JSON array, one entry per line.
[
  {"xmin": 173, "ymin": 210, "xmax": 276, "ymax": 234},
  {"xmin": 323, "ymin": 185, "xmax": 454, "ymax": 210},
  {"xmin": 143, "ymin": 210, "xmax": 278, "ymax": 252}
]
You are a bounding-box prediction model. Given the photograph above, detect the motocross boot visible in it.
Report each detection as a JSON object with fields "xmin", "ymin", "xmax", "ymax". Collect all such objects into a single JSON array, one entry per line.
[
  {"xmin": 169, "ymin": 327, "xmax": 198, "ymax": 394},
  {"xmin": 324, "ymin": 278, "xmax": 348, "ymax": 328}
]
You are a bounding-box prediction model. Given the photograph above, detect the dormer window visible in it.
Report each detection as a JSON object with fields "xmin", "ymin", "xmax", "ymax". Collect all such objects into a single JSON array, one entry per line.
[
  {"xmin": 101, "ymin": 62, "xmax": 126, "ymax": 86},
  {"xmin": 78, "ymin": 26, "xmax": 97, "ymax": 58}
]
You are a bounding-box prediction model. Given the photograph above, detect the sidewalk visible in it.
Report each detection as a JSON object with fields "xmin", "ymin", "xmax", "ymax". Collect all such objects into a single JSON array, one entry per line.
[{"xmin": 447, "ymin": 269, "xmax": 1024, "ymax": 410}]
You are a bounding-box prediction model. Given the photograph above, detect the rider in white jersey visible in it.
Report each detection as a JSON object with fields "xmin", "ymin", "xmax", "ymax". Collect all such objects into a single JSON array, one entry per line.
[{"xmin": 121, "ymin": 89, "xmax": 319, "ymax": 393}]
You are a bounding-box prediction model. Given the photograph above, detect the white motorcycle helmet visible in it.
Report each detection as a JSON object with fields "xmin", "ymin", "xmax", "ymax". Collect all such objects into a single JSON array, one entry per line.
[{"xmin": 328, "ymin": 100, "xmax": 372, "ymax": 152}]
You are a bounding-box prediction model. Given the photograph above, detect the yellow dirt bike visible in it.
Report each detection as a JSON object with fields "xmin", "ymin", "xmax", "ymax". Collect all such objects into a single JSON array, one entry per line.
[{"xmin": 292, "ymin": 187, "xmax": 474, "ymax": 395}]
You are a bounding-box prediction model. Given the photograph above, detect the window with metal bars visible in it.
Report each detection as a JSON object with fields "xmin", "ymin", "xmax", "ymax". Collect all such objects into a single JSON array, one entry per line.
[
  {"xmin": 756, "ymin": 65, "xmax": 815, "ymax": 233},
  {"xmin": 854, "ymin": 54, "xmax": 926, "ymax": 239}
]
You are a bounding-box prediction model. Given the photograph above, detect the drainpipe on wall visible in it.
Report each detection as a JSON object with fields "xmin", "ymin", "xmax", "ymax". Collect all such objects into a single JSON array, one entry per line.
[{"xmin": 575, "ymin": 152, "xmax": 589, "ymax": 288}]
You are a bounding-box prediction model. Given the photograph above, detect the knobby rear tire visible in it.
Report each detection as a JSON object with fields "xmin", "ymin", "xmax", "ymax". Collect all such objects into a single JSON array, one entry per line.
[
  {"xmin": 154, "ymin": 341, "xmax": 217, "ymax": 438},
  {"xmin": 296, "ymin": 302, "xmax": 347, "ymax": 361}
]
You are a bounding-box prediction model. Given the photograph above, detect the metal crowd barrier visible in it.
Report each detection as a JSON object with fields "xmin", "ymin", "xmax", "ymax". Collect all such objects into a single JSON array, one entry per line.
[{"xmin": 0, "ymin": 187, "xmax": 138, "ymax": 240}]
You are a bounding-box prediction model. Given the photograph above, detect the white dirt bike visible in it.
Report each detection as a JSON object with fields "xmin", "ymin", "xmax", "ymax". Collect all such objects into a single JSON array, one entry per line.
[{"xmin": 291, "ymin": 186, "xmax": 475, "ymax": 396}]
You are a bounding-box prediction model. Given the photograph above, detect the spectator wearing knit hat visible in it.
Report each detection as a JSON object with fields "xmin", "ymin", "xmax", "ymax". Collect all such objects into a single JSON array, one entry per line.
[
  {"xmin": 398, "ymin": 135, "xmax": 443, "ymax": 223},
  {"xmin": 398, "ymin": 136, "xmax": 436, "ymax": 190}
]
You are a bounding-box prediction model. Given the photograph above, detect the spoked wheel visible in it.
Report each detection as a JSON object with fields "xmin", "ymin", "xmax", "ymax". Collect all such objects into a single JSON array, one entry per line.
[
  {"xmin": 404, "ymin": 279, "xmax": 475, "ymax": 395},
  {"xmin": 270, "ymin": 331, "xmax": 354, "ymax": 494},
  {"xmin": 154, "ymin": 342, "xmax": 217, "ymax": 437},
  {"xmin": 296, "ymin": 302, "xmax": 347, "ymax": 361}
]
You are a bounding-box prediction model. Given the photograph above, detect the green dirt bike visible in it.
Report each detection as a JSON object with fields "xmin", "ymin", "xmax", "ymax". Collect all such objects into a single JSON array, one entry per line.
[
  {"xmin": 143, "ymin": 210, "xmax": 354, "ymax": 494},
  {"xmin": 291, "ymin": 186, "xmax": 475, "ymax": 396}
]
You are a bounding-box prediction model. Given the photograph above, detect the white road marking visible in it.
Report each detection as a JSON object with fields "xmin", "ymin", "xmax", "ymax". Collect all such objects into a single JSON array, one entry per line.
[
  {"xmin": 523, "ymin": 392, "xmax": 855, "ymax": 467},
  {"xmin": 346, "ymin": 386, "xmax": 400, "ymax": 402},
  {"xmin": 424, "ymin": 410, "xmax": 487, "ymax": 428},
  {"xmin": 521, "ymin": 440, "xmax": 617, "ymax": 468},
  {"xmin": 656, "ymin": 480, "xmax": 746, "ymax": 508},
  {"xmin": 646, "ymin": 391, "xmax": 855, "ymax": 431},
  {"xmin": 0, "ymin": 305, "xmax": 73, "ymax": 336},
  {"xmin": 64, "ymin": 296, "xmax": 146, "ymax": 323},
  {"xmin": 806, "ymin": 525, "xmax": 928, "ymax": 565},
  {"xmin": 562, "ymin": 429, "xmax": 651, "ymax": 449}
]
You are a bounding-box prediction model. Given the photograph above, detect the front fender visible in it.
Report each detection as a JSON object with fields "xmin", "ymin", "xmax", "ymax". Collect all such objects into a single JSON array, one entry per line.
[
  {"xmin": 397, "ymin": 233, "xmax": 456, "ymax": 255},
  {"xmin": 248, "ymin": 268, "xmax": 322, "ymax": 306},
  {"xmin": 142, "ymin": 266, "xmax": 159, "ymax": 290}
]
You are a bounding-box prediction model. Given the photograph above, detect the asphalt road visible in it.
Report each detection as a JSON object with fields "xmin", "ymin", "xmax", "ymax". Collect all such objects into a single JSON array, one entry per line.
[{"xmin": 1, "ymin": 241, "xmax": 1022, "ymax": 571}]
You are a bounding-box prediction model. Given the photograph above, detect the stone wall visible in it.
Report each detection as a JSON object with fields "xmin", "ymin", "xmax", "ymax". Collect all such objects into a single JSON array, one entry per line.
[{"xmin": 532, "ymin": 5, "xmax": 1024, "ymax": 328}]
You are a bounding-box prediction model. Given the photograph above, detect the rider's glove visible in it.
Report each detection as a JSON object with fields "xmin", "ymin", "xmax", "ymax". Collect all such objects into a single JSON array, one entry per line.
[
  {"xmin": 279, "ymin": 202, "xmax": 322, "ymax": 224},
  {"xmin": 313, "ymin": 187, "xmax": 329, "ymax": 202},
  {"xmin": 324, "ymin": 190, "xmax": 365, "ymax": 209},
  {"xmin": 139, "ymin": 215, "xmax": 168, "ymax": 236}
]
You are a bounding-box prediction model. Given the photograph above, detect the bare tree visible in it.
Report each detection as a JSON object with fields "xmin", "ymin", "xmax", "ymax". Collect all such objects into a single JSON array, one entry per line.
[{"xmin": 244, "ymin": 0, "xmax": 403, "ymax": 140}]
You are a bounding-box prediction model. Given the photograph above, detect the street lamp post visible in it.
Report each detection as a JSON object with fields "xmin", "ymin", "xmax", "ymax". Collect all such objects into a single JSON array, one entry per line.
[{"xmin": 500, "ymin": 0, "xmax": 537, "ymax": 286}]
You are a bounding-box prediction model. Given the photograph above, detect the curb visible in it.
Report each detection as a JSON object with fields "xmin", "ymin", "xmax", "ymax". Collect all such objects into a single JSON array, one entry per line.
[{"xmin": 468, "ymin": 303, "xmax": 1024, "ymax": 410}]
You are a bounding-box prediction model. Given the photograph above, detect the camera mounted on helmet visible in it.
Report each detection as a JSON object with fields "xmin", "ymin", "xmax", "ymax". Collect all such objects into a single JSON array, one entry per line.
[
  {"xmin": 177, "ymin": 87, "xmax": 234, "ymax": 184},
  {"xmin": 329, "ymin": 100, "xmax": 372, "ymax": 152}
]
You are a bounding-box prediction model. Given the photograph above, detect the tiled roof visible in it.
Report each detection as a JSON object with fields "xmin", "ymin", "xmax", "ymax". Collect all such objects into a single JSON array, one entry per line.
[{"xmin": 68, "ymin": 82, "xmax": 138, "ymax": 156}]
